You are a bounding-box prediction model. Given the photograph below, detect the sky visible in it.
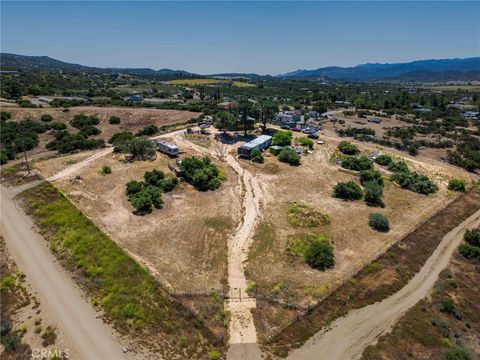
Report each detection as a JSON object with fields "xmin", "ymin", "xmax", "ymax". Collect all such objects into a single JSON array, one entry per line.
[{"xmin": 1, "ymin": 1, "xmax": 479, "ymax": 74}]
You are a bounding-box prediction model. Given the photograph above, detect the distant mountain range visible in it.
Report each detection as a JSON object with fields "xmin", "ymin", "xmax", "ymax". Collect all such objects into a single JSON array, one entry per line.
[
  {"xmin": 0, "ymin": 53, "xmax": 195, "ymax": 79},
  {"xmin": 278, "ymin": 57, "xmax": 480, "ymax": 82},
  {"xmin": 1, "ymin": 53, "xmax": 479, "ymax": 82}
]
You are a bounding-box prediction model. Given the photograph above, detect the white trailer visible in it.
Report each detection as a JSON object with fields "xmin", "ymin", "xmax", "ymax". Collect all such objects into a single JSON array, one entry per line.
[{"xmin": 155, "ymin": 140, "xmax": 179, "ymax": 157}]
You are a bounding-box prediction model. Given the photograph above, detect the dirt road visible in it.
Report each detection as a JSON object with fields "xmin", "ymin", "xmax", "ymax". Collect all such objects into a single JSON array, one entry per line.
[
  {"xmin": 289, "ymin": 209, "xmax": 480, "ymax": 360},
  {"xmin": 0, "ymin": 185, "xmax": 127, "ymax": 360}
]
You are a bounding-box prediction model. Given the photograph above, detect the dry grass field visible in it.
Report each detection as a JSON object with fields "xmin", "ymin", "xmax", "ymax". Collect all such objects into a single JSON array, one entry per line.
[
  {"xmin": 243, "ymin": 134, "xmax": 470, "ymax": 310},
  {"xmin": 34, "ymin": 143, "xmax": 242, "ymax": 294}
]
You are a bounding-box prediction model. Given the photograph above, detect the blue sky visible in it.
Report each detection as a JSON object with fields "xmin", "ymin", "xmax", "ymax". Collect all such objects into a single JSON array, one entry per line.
[{"xmin": 1, "ymin": 1, "xmax": 479, "ymax": 74}]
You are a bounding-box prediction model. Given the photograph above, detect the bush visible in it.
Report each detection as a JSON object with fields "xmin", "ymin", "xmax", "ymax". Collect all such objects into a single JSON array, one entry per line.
[
  {"xmin": 100, "ymin": 165, "xmax": 111, "ymax": 175},
  {"xmin": 179, "ymin": 156, "xmax": 223, "ymax": 191},
  {"xmin": 442, "ymin": 345, "xmax": 473, "ymax": 360},
  {"xmin": 109, "ymin": 131, "xmax": 135, "ymax": 147},
  {"xmin": 391, "ymin": 171, "xmax": 438, "ymax": 195},
  {"xmin": 144, "ymin": 169, "xmax": 179, "ymax": 192},
  {"xmin": 333, "ymin": 181, "xmax": 363, "ymax": 200},
  {"xmin": 388, "ymin": 160, "xmax": 409, "ymax": 172},
  {"xmin": 51, "ymin": 122, "xmax": 67, "ymax": 130},
  {"xmin": 278, "ymin": 148, "xmax": 300, "ymax": 166},
  {"xmin": 464, "ymin": 228, "xmax": 480, "ymax": 247},
  {"xmin": 209, "ymin": 350, "xmax": 221, "ymax": 360},
  {"xmin": 458, "ymin": 243, "xmax": 480, "ymax": 260},
  {"xmin": 375, "ymin": 154, "xmax": 392, "ymax": 166},
  {"xmin": 297, "ymin": 137, "xmax": 313, "ymax": 150},
  {"xmin": 448, "ymin": 179, "xmax": 466, "ymax": 192},
  {"xmin": 40, "ymin": 114, "xmax": 53, "ymax": 122},
  {"xmin": 251, "ymin": 149, "xmax": 264, "ymax": 163},
  {"xmin": 359, "ymin": 169, "xmax": 384, "ymax": 186},
  {"xmin": 363, "ymin": 180, "xmax": 384, "ymax": 206},
  {"xmin": 137, "ymin": 124, "xmax": 159, "ymax": 136},
  {"xmin": 109, "ymin": 116, "xmax": 121, "ymax": 124},
  {"xmin": 338, "ymin": 141, "xmax": 359, "ymax": 155},
  {"xmin": 304, "ymin": 237, "xmax": 335, "ymax": 271},
  {"xmin": 272, "ymin": 130, "xmax": 292, "ymax": 146},
  {"xmin": 368, "ymin": 212, "xmax": 390, "ymax": 232},
  {"xmin": 341, "ymin": 156, "xmax": 373, "ymax": 171}
]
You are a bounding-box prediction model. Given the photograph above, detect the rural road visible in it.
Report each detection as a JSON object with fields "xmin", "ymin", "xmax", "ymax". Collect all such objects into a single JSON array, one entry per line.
[
  {"xmin": 288, "ymin": 208, "xmax": 480, "ymax": 360},
  {"xmin": 0, "ymin": 185, "xmax": 127, "ymax": 360}
]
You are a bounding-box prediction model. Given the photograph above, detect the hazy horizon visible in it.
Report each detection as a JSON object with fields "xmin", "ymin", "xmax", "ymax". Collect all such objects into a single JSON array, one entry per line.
[{"xmin": 1, "ymin": 1, "xmax": 479, "ymax": 74}]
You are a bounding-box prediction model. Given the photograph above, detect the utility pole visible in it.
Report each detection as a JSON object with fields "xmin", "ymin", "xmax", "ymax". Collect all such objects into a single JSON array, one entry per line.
[{"xmin": 21, "ymin": 139, "xmax": 31, "ymax": 175}]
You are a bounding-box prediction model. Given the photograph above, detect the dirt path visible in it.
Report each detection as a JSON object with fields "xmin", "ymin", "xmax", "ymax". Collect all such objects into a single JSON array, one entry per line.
[
  {"xmin": 288, "ymin": 209, "xmax": 480, "ymax": 360},
  {"xmin": 0, "ymin": 185, "xmax": 127, "ymax": 360},
  {"xmin": 176, "ymin": 134, "xmax": 263, "ymax": 359}
]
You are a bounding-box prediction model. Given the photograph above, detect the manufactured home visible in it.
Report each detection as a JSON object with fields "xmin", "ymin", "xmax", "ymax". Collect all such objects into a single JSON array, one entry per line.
[
  {"xmin": 155, "ymin": 140, "xmax": 179, "ymax": 157},
  {"xmin": 238, "ymin": 135, "xmax": 272, "ymax": 158}
]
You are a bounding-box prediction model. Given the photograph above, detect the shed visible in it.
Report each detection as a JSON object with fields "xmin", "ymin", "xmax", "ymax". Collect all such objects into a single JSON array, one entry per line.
[{"xmin": 238, "ymin": 135, "xmax": 272, "ymax": 158}]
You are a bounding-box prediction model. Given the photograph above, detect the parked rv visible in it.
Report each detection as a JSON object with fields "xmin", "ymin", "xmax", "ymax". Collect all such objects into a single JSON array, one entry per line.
[{"xmin": 155, "ymin": 140, "xmax": 179, "ymax": 157}]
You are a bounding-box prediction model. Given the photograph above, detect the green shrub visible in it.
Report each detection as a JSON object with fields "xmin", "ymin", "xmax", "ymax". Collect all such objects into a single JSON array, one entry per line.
[
  {"xmin": 338, "ymin": 141, "xmax": 359, "ymax": 155},
  {"xmin": 458, "ymin": 243, "xmax": 480, "ymax": 260},
  {"xmin": 304, "ymin": 237, "xmax": 335, "ymax": 271},
  {"xmin": 209, "ymin": 350, "xmax": 221, "ymax": 360},
  {"xmin": 391, "ymin": 171, "xmax": 438, "ymax": 195},
  {"xmin": 278, "ymin": 148, "xmax": 300, "ymax": 166},
  {"xmin": 297, "ymin": 137, "xmax": 313, "ymax": 150},
  {"xmin": 442, "ymin": 345, "xmax": 473, "ymax": 360},
  {"xmin": 251, "ymin": 149, "xmax": 264, "ymax": 163},
  {"xmin": 368, "ymin": 212, "xmax": 390, "ymax": 232},
  {"xmin": 388, "ymin": 160, "xmax": 409, "ymax": 172},
  {"xmin": 363, "ymin": 181, "xmax": 384, "ymax": 206},
  {"xmin": 448, "ymin": 179, "xmax": 466, "ymax": 192},
  {"xmin": 464, "ymin": 228, "xmax": 480, "ymax": 247},
  {"xmin": 51, "ymin": 122, "xmax": 67, "ymax": 130},
  {"xmin": 137, "ymin": 124, "xmax": 159, "ymax": 136},
  {"xmin": 333, "ymin": 181, "xmax": 363, "ymax": 200},
  {"xmin": 99, "ymin": 165, "xmax": 111, "ymax": 175},
  {"xmin": 375, "ymin": 154, "xmax": 392, "ymax": 166},
  {"xmin": 40, "ymin": 114, "xmax": 53, "ymax": 122},
  {"xmin": 272, "ymin": 130, "xmax": 292, "ymax": 146},
  {"xmin": 341, "ymin": 156, "xmax": 373, "ymax": 171},
  {"xmin": 179, "ymin": 156, "xmax": 223, "ymax": 191},
  {"xmin": 359, "ymin": 169, "xmax": 384, "ymax": 186},
  {"xmin": 125, "ymin": 137, "xmax": 156, "ymax": 161},
  {"xmin": 109, "ymin": 131, "xmax": 135, "ymax": 147},
  {"xmin": 109, "ymin": 116, "xmax": 121, "ymax": 124}
]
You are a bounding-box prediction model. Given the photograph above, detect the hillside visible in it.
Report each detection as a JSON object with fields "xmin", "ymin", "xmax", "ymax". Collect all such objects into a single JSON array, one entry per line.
[{"xmin": 279, "ymin": 57, "xmax": 480, "ymax": 82}]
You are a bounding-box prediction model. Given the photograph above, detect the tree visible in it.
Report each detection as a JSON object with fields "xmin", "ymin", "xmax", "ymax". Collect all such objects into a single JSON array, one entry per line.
[
  {"xmin": 272, "ymin": 130, "xmax": 293, "ymax": 146},
  {"xmin": 304, "ymin": 237, "xmax": 335, "ymax": 271},
  {"xmin": 214, "ymin": 111, "xmax": 236, "ymax": 134},
  {"xmin": 338, "ymin": 141, "xmax": 359, "ymax": 155},
  {"xmin": 464, "ymin": 228, "xmax": 480, "ymax": 247},
  {"xmin": 130, "ymin": 191, "xmax": 153, "ymax": 213},
  {"xmin": 238, "ymin": 99, "xmax": 256, "ymax": 136},
  {"xmin": 368, "ymin": 213, "xmax": 390, "ymax": 232},
  {"xmin": 125, "ymin": 137, "xmax": 156, "ymax": 161},
  {"xmin": 259, "ymin": 100, "xmax": 277, "ymax": 132},
  {"xmin": 126, "ymin": 180, "xmax": 144, "ymax": 197},
  {"xmin": 364, "ymin": 181, "xmax": 384, "ymax": 206},
  {"xmin": 442, "ymin": 345, "xmax": 473, "ymax": 360},
  {"xmin": 179, "ymin": 156, "xmax": 222, "ymax": 191},
  {"xmin": 333, "ymin": 181, "xmax": 363, "ymax": 200},
  {"xmin": 359, "ymin": 169, "xmax": 384, "ymax": 186},
  {"xmin": 341, "ymin": 156, "xmax": 373, "ymax": 171},
  {"xmin": 278, "ymin": 148, "xmax": 300, "ymax": 166},
  {"xmin": 375, "ymin": 155, "xmax": 393, "ymax": 166}
]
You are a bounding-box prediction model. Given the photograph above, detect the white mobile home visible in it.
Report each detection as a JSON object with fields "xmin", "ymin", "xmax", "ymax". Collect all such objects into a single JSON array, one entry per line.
[
  {"xmin": 238, "ymin": 135, "xmax": 272, "ymax": 158},
  {"xmin": 155, "ymin": 140, "xmax": 179, "ymax": 157}
]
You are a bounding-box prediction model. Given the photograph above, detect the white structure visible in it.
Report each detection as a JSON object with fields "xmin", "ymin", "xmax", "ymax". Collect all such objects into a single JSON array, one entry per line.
[
  {"xmin": 155, "ymin": 140, "xmax": 179, "ymax": 157},
  {"xmin": 238, "ymin": 135, "xmax": 272, "ymax": 158}
]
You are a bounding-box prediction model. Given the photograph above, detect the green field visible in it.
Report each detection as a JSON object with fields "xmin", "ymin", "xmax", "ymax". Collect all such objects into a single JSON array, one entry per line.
[
  {"xmin": 168, "ymin": 78, "xmax": 256, "ymax": 87},
  {"xmin": 20, "ymin": 182, "xmax": 223, "ymax": 359}
]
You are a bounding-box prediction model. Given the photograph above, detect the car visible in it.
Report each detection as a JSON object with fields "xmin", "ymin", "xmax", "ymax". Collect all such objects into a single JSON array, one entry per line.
[
  {"xmin": 317, "ymin": 140, "xmax": 325, "ymax": 144},
  {"xmin": 301, "ymin": 127, "xmax": 311, "ymax": 134},
  {"xmin": 291, "ymin": 127, "xmax": 300, "ymax": 132},
  {"xmin": 308, "ymin": 133, "xmax": 319, "ymax": 139},
  {"xmin": 199, "ymin": 124, "xmax": 210, "ymax": 129},
  {"xmin": 281, "ymin": 124, "xmax": 291, "ymax": 130},
  {"xmin": 338, "ymin": 119, "xmax": 345, "ymax": 124}
]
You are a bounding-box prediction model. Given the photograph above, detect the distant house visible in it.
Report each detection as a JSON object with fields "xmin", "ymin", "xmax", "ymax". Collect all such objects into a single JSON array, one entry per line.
[
  {"xmin": 462, "ymin": 111, "xmax": 479, "ymax": 121},
  {"xmin": 275, "ymin": 111, "xmax": 301, "ymax": 126},
  {"xmin": 238, "ymin": 135, "xmax": 272, "ymax": 158},
  {"xmin": 128, "ymin": 94, "xmax": 143, "ymax": 102},
  {"xmin": 217, "ymin": 101, "xmax": 238, "ymax": 110},
  {"xmin": 414, "ymin": 107, "xmax": 432, "ymax": 113},
  {"xmin": 39, "ymin": 97, "xmax": 53, "ymax": 104}
]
